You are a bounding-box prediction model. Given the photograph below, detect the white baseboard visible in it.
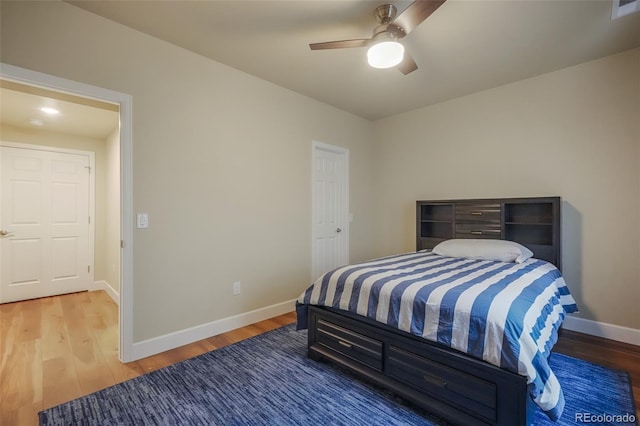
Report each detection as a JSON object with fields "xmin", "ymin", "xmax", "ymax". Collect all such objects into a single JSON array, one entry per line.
[
  {"xmin": 130, "ymin": 298, "xmax": 297, "ymax": 361},
  {"xmin": 562, "ymin": 315, "xmax": 640, "ymax": 346},
  {"xmin": 119, "ymin": 300, "xmax": 639, "ymax": 362},
  {"xmin": 91, "ymin": 280, "xmax": 120, "ymax": 306}
]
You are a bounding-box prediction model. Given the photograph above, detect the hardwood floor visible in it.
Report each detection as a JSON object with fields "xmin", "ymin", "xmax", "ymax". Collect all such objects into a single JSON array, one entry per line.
[
  {"xmin": 1, "ymin": 291, "xmax": 637, "ymax": 425},
  {"xmin": 0, "ymin": 291, "xmax": 296, "ymax": 425}
]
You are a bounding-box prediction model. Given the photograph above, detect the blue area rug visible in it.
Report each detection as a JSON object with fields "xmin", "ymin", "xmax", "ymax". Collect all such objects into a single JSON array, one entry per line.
[{"xmin": 40, "ymin": 324, "xmax": 637, "ymax": 425}]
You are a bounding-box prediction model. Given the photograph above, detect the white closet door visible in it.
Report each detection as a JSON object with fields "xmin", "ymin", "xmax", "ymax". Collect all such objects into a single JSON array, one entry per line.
[
  {"xmin": 312, "ymin": 142, "xmax": 349, "ymax": 281},
  {"xmin": 1, "ymin": 145, "xmax": 90, "ymax": 303}
]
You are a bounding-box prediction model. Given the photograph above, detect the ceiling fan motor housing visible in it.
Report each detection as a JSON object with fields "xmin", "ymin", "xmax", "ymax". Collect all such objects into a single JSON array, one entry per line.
[
  {"xmin": 372, "ymin": 4, "xmax": 401, "ymax": 38},
  {"xmin": 374, "ymin": 4, "xmax": 407, "ymax": 38},
  {"xmin": 374, "ymin": 4, "xmax": 397, "ymax": 24}
]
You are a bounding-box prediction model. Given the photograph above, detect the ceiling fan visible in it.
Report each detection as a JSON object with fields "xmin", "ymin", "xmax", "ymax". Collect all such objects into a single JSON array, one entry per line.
[{"xmin": 310, "ymin": 0, "xmax": 446, "ymax": 75}]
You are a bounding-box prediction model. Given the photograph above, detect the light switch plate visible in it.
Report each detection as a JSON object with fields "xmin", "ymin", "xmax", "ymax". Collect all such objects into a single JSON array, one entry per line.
[{"xmin": 137, "ymin": 213, "xmax": 149, "ymax": 229}]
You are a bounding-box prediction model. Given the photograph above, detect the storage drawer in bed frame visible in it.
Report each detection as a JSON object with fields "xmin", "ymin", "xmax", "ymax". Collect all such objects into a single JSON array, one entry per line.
[
  {"xmin": 315, "ymin": 318, "xmax": 383, "ymax": 371},
  {"xmin": 307, "ymin": 306, "xmax": 532, "ymax": 426}
]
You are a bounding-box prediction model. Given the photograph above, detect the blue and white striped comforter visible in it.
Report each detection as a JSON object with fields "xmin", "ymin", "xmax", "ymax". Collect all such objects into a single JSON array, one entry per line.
[{"xmin": 296, "ymin": 251, "xmax": 578, "ymax": 421}]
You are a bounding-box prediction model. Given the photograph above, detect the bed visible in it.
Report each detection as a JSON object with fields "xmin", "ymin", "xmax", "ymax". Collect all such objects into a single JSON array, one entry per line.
[{"xmin": 296, "ymin": 197, "xmax": 578, "ymax": 426}]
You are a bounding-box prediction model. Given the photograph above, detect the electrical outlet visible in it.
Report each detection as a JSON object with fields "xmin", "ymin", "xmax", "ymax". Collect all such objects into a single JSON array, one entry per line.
[{"xmin": 233, "ymin": 281, "xmax": 241, "ymax": 296}]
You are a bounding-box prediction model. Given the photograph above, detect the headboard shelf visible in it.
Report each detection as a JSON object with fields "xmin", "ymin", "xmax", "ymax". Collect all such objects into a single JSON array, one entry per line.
[
  {"xmin": 416, "ymin": 197, "xmax": 561, "ymax": 269},
  {"xmin": 504, "ymin": 202, "xmax": 554, "ymax": 224}
]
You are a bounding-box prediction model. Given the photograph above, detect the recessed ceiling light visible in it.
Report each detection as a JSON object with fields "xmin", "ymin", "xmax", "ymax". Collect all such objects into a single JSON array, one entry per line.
[{"xmin": 40, "ymin": 106, "xmax": 60, "ymax": 115}]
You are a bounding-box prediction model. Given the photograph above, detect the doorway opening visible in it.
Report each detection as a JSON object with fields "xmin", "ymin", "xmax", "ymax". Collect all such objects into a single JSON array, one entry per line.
[{"xmin": 0, "ymin": 63, "xmax": 133, "ymax": 362}]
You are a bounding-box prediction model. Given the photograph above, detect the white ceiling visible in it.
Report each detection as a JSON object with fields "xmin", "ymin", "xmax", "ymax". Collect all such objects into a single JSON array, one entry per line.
[
  {"xmin": 67, "ymin": 0, "xmax": 640, "ymax": 120},
  {"xmin": 0, "ymin": 86, "xmax": 120, "ymax": 140}
]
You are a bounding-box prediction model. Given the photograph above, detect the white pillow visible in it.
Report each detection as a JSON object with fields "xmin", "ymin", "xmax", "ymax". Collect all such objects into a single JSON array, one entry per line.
[{"xmin": 432, "ymin": 239, "xmax": 533, "ymax": 263}]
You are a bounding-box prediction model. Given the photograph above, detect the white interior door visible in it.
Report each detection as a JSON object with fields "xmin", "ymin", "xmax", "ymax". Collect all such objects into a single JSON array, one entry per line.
[
  {"xmin": 1, "ymin": 144, "xmax": 91, "ymax": 303},
  {"xmin": 311, "ymin": 141, "xmax": 349, "ymax": 281}
]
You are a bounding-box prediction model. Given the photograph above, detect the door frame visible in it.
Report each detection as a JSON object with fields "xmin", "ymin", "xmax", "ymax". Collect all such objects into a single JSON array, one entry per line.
[
  {"xmin": 0, "ymin": 62, "xmax": 135, "ymax": 362},
  {"xmin": 0, "ymin": 142, "xmax": 96, "ymax": 300},
  {"xmin": 311, "ymin": 140, "xmax": 349, "ymax": 281}
]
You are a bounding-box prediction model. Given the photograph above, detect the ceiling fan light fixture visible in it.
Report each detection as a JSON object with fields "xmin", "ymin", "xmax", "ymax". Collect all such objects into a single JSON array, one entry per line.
[{"xmin": 367, "ymin": 39, "xmax": 404, "ymax": 69}]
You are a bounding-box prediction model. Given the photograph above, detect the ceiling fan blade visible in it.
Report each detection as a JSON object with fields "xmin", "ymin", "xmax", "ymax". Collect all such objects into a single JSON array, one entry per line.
[
  {"xmin": 397, "ymin": 53, "xmax": 418, "ymax": 75},
  {"xmin": 309, "ymin": 39, "xmax": 370, "ymax": 50},
  {"xmin": 391, "ymin": 0, "xmax": 447, "ymax": 37}
]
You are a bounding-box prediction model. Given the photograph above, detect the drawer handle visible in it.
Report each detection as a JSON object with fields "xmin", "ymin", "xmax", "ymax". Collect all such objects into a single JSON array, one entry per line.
[
  {"xmin": 470, "ymin": 231, "xmax": 483, "ymax": 235},
  {"xmin": 338, "ymin": 340, "xmax": 353, "ymax": 349},
  {"xmin": 423, "ymin": 373, "xmax": 448, "ymax": 389},
  {"xmin": 469, "ymin": 211, "xmax": 483, "ymax": 216}
]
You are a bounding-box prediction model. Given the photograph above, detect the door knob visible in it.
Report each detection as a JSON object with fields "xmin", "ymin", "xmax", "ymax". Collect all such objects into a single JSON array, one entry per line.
[
  {"xmin": 336, "ymin": 228, "xmax": 342, "ymax": 233},
  {"xmin": 0, "ymin": 230, "xmax": 14, "ymax": 238}
]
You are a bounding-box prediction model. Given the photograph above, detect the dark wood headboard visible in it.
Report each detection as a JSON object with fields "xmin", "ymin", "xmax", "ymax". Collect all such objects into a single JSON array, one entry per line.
[{"xmin": 416, "ymin": 197, "xmax": 561, "ymax": 269}]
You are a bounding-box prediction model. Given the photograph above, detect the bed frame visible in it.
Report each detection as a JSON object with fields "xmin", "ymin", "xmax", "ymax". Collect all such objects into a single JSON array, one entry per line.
[{"xmin": 306, "ymin": 197, "xmax": 561, "ymax": 426}]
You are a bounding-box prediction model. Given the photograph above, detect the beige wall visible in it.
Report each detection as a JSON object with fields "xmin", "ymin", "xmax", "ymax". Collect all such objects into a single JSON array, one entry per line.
[
  {"xmin": 0, "ymin": 123, "xmax": 111, "ymax": 283},
  {"xmin": 2, "ymin": 1, "xmax": 637, "ymax": 342},
  {"xmin": 372, "ymin": 48, "xmax": 640, "ymax": 329},
  {"xmin": 105, "ymin": 128, "xmax": 121, "ymax": 293},
  {"xmin": 0, "ymin": 1, "xmax": 375, "ymax": 341}
]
